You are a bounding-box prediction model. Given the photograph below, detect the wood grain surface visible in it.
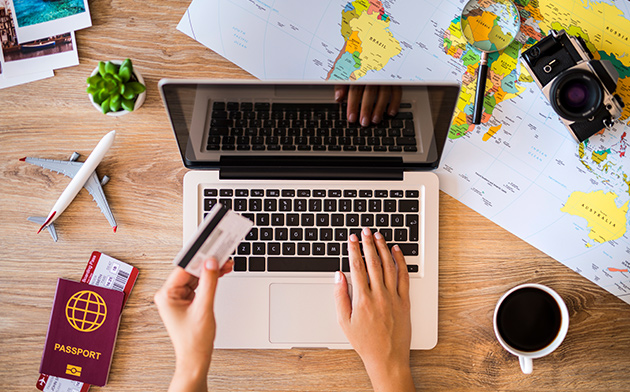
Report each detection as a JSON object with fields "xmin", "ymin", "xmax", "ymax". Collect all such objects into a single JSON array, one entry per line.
[{"xmin": 1, "ymin": 1, "xmax": 629, "ymax": 391}]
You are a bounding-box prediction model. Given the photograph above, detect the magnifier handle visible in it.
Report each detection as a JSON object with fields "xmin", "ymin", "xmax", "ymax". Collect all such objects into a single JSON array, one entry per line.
[{"xmin": 472, "ymin": 54, "xmax": 489, "ymax": 125}]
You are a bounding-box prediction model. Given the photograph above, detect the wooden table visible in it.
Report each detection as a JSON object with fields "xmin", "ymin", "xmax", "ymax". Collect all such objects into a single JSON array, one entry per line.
[{"xmin": 1, "ymin": 1, "xmax": 629, "ymax": 391}]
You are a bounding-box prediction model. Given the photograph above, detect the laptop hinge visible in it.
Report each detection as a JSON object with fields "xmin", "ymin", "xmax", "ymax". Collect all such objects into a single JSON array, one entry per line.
[
  {"xmin": 220, "ymin": 166, "xmax": 403, "ymax": 180},
  {"xmin": 219, "ymin": 157, "xmax": 404, "ymax": 181}
]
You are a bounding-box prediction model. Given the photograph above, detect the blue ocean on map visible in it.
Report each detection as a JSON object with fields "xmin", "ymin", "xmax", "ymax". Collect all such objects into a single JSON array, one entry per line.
[{"xmin": 13, "ymin": 0, "xmax": 85, "ymax": 27}]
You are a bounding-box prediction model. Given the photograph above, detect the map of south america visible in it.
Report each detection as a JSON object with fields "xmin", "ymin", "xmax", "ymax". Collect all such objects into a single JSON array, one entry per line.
[{"xmin": 327, "ymin": 0, "xmax": 401, "ymax": 80}]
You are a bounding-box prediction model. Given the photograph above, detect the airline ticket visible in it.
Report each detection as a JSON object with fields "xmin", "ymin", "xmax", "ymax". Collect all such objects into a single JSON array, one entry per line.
[{"xmin": 36, "ymin": 252, "xmax": 139, "ymax": 392}]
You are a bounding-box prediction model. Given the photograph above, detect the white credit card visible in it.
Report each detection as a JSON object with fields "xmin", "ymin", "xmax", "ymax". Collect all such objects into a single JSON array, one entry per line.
[{"xmin": 173, "ymin": 203, "xmax": 253, "ymax": 277}]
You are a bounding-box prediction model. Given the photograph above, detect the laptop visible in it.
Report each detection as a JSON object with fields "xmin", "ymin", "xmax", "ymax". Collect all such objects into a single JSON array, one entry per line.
[{"xmin": 159, "ymin": 80, "xmax": 460, "ymax": 349}]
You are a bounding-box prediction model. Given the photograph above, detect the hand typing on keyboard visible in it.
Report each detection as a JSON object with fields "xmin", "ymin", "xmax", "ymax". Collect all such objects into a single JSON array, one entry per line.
[
  {"xmin": 334, "ymin": 85, "xmax": 402, "ymax": 127},
  {"xmin": 154, "ymin": 258, "xmax": 234, "ymax": 392},
  {"xmin": 334, "ymin": 228, "xmax": 416, "ymax": 392}
]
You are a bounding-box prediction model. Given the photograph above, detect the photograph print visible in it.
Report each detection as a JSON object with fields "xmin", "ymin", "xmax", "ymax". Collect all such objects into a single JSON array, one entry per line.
[
  {"xmin": 9, "ymin": 0, "xmax": 90, "ymax": 43},
  {"xmin": 1, "ymin": 4, "xmax": 78, "ymax": 76}
]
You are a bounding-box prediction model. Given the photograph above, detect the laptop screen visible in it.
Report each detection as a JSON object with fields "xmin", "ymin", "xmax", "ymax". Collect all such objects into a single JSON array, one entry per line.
[{"xmin": 159, "ymin": 80, "xmax": 460, "ymax": 172}]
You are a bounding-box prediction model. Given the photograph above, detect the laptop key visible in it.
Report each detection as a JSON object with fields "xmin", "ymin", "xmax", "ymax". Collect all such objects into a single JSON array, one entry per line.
[
  {"xmin": 251, "ymin": 189, "xmax": 264, "ymax": 197},
  {"xmin": 268, "ymin": 242, "xmax": 281, "ymax": 255},
  {"xmin": 204, "ymin": 198, "xmax": 217, "ymax": 211},
  {"xmin": 301, "ymin": 213, "xmax": 314, "ymax": 226},
  {"xmin": 316, "ymin": 214, "xmax": 329, "ymax": 226},
  {"xmin": 395, "ymin": 243, "xmax": 419, "ymax": 256},
  {"xmin": 286, "ymin": 214, "xmax": 299, "ymax": 226},
  {"xmin": 335, "ymin": 229, "xmax": 348, "ymax": 241},
  {"xmin": 407, "ymin": 265, "xmax": 419, "ymax": 273},
  {"xmin": 260, "ymin": 228, "xmax": 273, "ymax": 240},
  {"xmin": 313, "ymin": 243, "xmax": 325, "ymax": 255},
  {"xmin": 283, "ymin": 243, "xmax": 296, "ymax": 255},
  {"xmin": 246, "ymin": 228, "xmax": 258, "ymax": 241},
  {"xmin": 249, "ymin": 199, "xmax": 262, "ymax": 211},
  {"xmin": 395, "ymin": 229, "xmax": 408, "ymax": 242},
  {"xmin": 252, "ymin": 243, "xmax": 265, "ymax": 255},
  {"xmin": 380, "ymin": 228, "xmax": 393, "ymax": 242},
  {"xmin": 331, "ymin": 214, "xmax": 344, "ymax": 226},
  {"xmin": 297, "ymin": 243, "xmax": 310, "ymax": 256},
  {"xmin": 256, "ymin": 213, "xmax": 269, "ymax": 226},
  {"xmin": 324, "ymin": 199, "xmax": 337, "ymax": 211},
  {"xmin": 406, "ymin": 215, "xmax": 419, "ymax": 241},
  {"xmin": 271, "ymin": 214, "xmax": 284, "ymax": 226},
  {"xmin": 328, "ymin": 243, "xmax": 341, "ymax": 255},
  {"xmin": 275, "ymin": 228, "xmax": 288, "ymax": 241},
  {"xmin": 305, "ymin": 228, "xmax": 318, "ymax": 241},
  {"xmin": 234, "ymin": 257, "xmax": 247, "ymax": 272},
  {"xmin": 249, "ymin": 257, "xmax": 265, "ymax": 272},
  {"xmin": 346, "ymin": 214, "xmax": 359, "ymax": 226},
  {"xmin": 279, "ymin": 199, "xmax": 292, "ymax": 211},
  {"xmin": 204, "ymin": 189, "xmax": 218, "ymax": 197},
  {"xmin": 384, "ymin": 200, "xmax": 397, "ymax": 212},
  {"xmin": 391, "ymin": 214, "xmax": 404, "ymax": 226},
  {"xmin": 320, "ymin": 228, "xmax": 333, "ymax": 241},
  {"xmin": 267, "ymin": 257, "xmax": 339, "ymax": 272},
  {"xmin": 237, "ymin": 243, "xmax": 250, "ymax": 255},
  {"xmin": 399, "ymin": 200, "xmax": 419, "ymax": 212},
  {"xmin": 342, "ymin": 258, "xmax": 350, "ymax": 272},
  {"xmin": 376, "ymin": 214, "xmax": 389, "ymax": 226},
  {"xmin": 361, "ymin": 214, "xmax": 374, "ymax": 227},
  {"xmin": 290, "ymin": 228, "xmax": 303, "ymax": 241}
]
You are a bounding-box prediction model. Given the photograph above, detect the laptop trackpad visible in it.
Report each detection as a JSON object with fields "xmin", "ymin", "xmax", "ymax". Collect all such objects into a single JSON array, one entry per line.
[{"xmin": 269, "ymin": 283, "xmax": 348, "ymax": 345}]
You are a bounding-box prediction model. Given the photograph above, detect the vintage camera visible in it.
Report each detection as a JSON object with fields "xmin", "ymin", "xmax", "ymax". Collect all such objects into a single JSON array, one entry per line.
[{"xmin": 521, "ymin": 30, "xmax": 625, "ymax": 142}]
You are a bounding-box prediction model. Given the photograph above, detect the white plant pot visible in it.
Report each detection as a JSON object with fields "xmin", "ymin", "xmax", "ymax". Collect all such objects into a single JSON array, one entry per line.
[{"xmin": 88, "ymin": 60, "xmax": 147, "ymax": 116}]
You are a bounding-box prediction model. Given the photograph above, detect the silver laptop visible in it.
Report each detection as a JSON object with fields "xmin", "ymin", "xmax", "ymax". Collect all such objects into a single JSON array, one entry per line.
[{"xmin": 159, "ymin": 80, "xmax": 459, "ymax": 349}]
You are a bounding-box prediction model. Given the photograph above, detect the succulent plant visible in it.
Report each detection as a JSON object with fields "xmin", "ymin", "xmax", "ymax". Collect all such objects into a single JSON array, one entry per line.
[{"xmin": 86, "ymin": 59, "xmax": 146, "ymax": 114}]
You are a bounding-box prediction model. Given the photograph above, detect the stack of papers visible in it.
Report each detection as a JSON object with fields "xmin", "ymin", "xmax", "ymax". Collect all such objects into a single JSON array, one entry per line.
[{"xmin": 0, "ymin": 0, "xmax": 92, "ymax": 89}]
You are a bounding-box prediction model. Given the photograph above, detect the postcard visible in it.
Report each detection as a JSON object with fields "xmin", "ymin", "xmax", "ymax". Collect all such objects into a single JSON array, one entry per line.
[
  {"xmin": 9, "ymin": 0, "xmax": 91, "ymax": 43},
  {"xmin": 0, "ymin": 69, "xmax": 54, "ymax": 89},
  {"xmin": 1, "ymin": 31, "xmax": 79, "ymax": 75}
]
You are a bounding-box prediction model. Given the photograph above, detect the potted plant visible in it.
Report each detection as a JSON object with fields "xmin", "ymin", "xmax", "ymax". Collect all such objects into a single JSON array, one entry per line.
[{"xmin": 86, "ymin": 59, "xmax": 147, "ymax": 116}]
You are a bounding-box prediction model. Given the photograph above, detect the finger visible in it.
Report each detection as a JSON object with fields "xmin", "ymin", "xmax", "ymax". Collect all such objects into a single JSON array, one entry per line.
[
  {"xmin": 347, "ymin": 85, "xmax": 364, "ymax": 123},
  {"xmin": 392, "ymin": 245, "xmax": 410, "ymax": 299},
  {"xmin": 333, "ymin": 271, "xmax": 352, "ymax": 328},
  {"xmin": 371, "ymin": 86, "xmax": 391, "ymax": 124},
  {"xmin": 360, "ymin": 85, "xmax": 378, "ymax": 127},
  {"xmin": 164, "ymin": 266, "xmax": 198, "ymax": 290},
  {"xmin": 194, "ymin": 258, "xmax": 220, "ymax": 311},
  {"xmin": 334, "ymin": 85, "xmax": 348, "ymax": 102},
  {"xmin": 374, "ymin": 231, "xmax": 397, "ymax": 292},
  {"xmin": 361, "ymin": 227, "xmax": 384, "ymax": 290},
  {"xmin": 348, "ymin": 234, "xmax": 368, "ymax": 296},
  {"xmin": 219, "ymin": 259, "xmax": 234, "ymax": 277},
  {"xmin": 388, "ymin": 86, "xmax": 403, "ymax": 116}
]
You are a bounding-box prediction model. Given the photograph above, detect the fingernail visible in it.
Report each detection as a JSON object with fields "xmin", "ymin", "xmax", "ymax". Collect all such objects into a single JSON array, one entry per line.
[
  {"xmin": 361, "ymin": 116, "xmax": 370, "ymax": 127},
  {"xmin": 335, "ymin": 271, "xmax": 342, "ymax": 283},
  {"xmin": 335, "ymin": 90, "xmax": 342, "ymax": 101},
  {"xmin": 372, "ymin": 115, "xmax": 381, "ymax": 124},
  {"xmin": 389, "ymin": 109, "xmax": 397, "ymax": 116},
  {"xmin": 348, "ymin": 112, "xmax": 357, "ymax": 123},
  {"xmin": 205, "ymin": 258, "xmax": 218, "ymax": 271},
  {"xmin": 362, "ymin": 227, "xmax": 371, "ymax": 236},
  {"xmin": 349, "ymin": 234, "xmax": 359, "ymax": 242},
  {"xmin": 393, "ymin": 245, "xmax": 400, "ymax": 252},
  {"xmin": 374, "ymin": 232, "xmax": 383, "ymax": 240}
]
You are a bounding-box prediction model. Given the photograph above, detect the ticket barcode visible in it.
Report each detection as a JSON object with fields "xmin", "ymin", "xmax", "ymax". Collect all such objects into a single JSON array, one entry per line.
[{"xmin": 112, "ymin": 269, "xmax": 130, "ymax": 292}]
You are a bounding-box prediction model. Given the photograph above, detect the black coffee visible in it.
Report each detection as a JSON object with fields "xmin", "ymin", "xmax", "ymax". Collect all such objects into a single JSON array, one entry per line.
[{"xmin": 496, "ymin": 287, "xmax": 562, "ymax": 352}]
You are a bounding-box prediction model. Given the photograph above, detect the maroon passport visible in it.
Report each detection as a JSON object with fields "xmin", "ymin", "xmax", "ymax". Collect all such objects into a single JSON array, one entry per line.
[{"xmin": 39, "ymin": 278, "xmax": 124, "ymax": 386}]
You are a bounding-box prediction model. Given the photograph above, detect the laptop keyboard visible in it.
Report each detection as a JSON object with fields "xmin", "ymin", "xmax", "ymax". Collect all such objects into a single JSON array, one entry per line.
[
  {"xmin": 203, "ymin": 187, "xmax": 421, "ymax": 274},
  {"xmin": 207, "ymin": 102, "xmax": 417, "ymax": 152}
]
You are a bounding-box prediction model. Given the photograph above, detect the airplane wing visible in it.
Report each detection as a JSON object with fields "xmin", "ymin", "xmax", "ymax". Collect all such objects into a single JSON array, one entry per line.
[
  {"xmin": 83, "ymin": 172, "xmax": 117, "ymax": 230},
  {"xmin": 22, "ymin": 157, "xmax": 83, "ymax": 178}
]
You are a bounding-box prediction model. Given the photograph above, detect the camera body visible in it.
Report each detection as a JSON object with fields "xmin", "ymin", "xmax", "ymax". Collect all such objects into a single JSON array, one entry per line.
[{"xmin": 521, "ymin": 29, "xmax": 624, "ymax": 142}]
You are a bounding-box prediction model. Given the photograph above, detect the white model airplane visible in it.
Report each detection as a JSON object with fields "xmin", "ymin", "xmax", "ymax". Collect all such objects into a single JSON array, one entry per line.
[{"xmin": 21, "ymin": 130, "xmax": 117, "ymax": 241}]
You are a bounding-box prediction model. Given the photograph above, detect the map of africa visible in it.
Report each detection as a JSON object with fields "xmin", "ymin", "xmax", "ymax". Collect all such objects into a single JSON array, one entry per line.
[{"xmin": 177, "ymin": 0, "xmax": 630, "ymax": 304}]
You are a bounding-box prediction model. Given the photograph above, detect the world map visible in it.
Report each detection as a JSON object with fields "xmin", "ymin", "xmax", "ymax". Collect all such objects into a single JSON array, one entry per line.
[{"xmin": 177, "ymin": 0, "xmax": 630, "ymax": 304}]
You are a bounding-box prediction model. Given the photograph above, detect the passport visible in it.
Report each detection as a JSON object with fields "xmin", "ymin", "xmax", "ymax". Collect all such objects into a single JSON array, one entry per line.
[{"xmin": 39, "ymin": 278, "xmax": 125, "ymax": 386}]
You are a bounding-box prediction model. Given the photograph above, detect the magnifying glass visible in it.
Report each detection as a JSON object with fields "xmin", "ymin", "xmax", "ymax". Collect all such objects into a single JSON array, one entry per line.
[{"xmin": 461, "ymin": 0, "xmax": 520, "ymax": 124}]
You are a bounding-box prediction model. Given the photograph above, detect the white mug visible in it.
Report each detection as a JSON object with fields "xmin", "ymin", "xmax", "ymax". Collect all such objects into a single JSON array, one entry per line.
[{"xmin": 493, "ymin": 283, "xmax": 569, "ymax": 374}]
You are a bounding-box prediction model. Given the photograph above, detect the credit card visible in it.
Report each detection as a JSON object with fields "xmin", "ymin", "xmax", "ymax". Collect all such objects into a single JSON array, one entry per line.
[
  {"xmin": 37, "ymin": 252, "xmax": 139, "ymax": 392},
  {"xmin": 173, "ymin": 203, "xmax": 253, "ymax": 277}
]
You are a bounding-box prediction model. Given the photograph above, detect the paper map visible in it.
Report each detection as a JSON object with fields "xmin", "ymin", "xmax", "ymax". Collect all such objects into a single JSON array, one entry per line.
[{"xmin": 178, "ymin": 0, "xmax": 630, "ymax": 304}]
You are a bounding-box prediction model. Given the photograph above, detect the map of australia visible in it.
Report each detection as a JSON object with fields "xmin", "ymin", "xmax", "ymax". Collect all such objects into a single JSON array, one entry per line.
[{"xmin": 327, "ymin": 0, "xmax": 401, "ymax": 80}]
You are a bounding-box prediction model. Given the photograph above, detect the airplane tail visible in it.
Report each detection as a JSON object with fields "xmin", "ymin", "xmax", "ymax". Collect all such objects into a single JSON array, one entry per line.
[{"xmin": 27, "ymin": 217, "xmax": 58, "ymax": 242}]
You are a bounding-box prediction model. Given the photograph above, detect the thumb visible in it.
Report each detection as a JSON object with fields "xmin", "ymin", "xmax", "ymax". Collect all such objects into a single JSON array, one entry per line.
[
  {"xmin": 334, "ymin": 271, "xmax": 351, "ymax": 328},
  {"xmin": 194, "ymin": 258, "xmax": 220, "ymax": 311}
]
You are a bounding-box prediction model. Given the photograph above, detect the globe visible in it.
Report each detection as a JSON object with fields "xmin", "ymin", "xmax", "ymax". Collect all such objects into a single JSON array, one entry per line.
[{"xmin": 65, "ymin": 290, "xmax": 108, "ymax": 332}]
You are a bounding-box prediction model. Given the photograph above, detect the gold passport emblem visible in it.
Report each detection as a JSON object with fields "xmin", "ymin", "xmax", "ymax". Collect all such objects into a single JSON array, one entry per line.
[
  {"xmin": 65, "ymin": 290, "xmax": 108, "ymax": 332},
  {"xmin": 66, "ymin": 364, "xmax": 82, "ymax": 376}
]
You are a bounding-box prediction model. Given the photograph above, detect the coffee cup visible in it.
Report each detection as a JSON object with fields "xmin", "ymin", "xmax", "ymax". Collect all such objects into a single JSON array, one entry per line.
[{"xmin": 493, "ymin": 283, "xmax": 569, "ymax": 374}]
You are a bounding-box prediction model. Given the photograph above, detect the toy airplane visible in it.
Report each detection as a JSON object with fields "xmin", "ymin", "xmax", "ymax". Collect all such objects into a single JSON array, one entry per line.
[{"xmin": 20, "ymin": 130, "xmax": 117, "ymax": 241}]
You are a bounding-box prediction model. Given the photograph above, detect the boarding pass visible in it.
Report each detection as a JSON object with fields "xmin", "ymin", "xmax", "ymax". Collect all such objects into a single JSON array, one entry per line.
[{"xmin": 173, "ymin": 203, "xmax": 253, "ymax": 277}]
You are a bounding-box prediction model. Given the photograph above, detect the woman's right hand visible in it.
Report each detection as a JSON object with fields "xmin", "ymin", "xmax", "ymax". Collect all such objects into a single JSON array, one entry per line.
[{"xmin": 334, "ymin": 228, "xmax": 416, "ymax": 392}]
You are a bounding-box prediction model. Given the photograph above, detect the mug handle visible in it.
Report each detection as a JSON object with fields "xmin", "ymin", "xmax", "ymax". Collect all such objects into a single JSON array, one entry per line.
[{"xmin": 519, "ymin": 356, "xmax": 533, "ymax": 374}]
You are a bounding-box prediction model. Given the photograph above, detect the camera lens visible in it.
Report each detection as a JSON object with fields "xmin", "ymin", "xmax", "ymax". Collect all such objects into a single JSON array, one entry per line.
[{"xmin": 549, "ymin": 70, "xmax": 603, "ymax": 121}]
